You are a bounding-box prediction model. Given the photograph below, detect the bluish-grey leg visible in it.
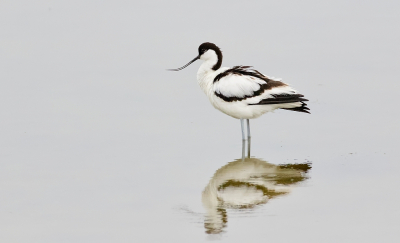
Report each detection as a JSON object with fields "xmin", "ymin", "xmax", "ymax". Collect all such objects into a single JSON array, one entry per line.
[
  {"xmin": 240, "ymin": 119, "xmax": 245, "ymax": 141},
  {"xmin": 247, "ymin": 136, "xmax": 251, "ymax": 158},
  {"xmin": 241, "ymin": 139, "xmax": 246, "ymax": 161},
  {"xmin": 246, "ymin": 119, "xmax": 251, "ymax": 140},
  {"xmin": 246, "ymin": 119, "xmax": 251, "ymax": 158}
]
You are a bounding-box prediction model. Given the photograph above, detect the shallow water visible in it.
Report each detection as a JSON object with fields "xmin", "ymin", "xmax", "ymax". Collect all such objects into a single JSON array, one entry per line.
[{"xmin": 1, "ymin": 0, "xmax": 400, "ymax": 242}]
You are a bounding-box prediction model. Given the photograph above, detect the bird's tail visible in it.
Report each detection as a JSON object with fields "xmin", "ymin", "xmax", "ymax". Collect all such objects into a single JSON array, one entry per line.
[{"xmin": 281, "ymin": 102, "xmax": 310, "ymax": 114}]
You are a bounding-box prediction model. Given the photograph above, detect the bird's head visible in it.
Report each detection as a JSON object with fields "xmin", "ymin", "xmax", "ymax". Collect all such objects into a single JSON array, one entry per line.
[{"xmin": 168, "ymin": 42, "xmax": 223, "ymax": 71}]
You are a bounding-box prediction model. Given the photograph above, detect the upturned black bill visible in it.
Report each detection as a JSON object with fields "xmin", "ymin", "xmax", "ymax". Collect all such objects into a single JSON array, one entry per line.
[{"xmin": 168, "ymin": 55, "xmax": 200, "ymax": 71}]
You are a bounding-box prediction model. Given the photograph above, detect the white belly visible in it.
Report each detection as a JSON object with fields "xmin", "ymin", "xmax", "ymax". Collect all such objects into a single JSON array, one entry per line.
[{"xmin": 209, "ymin": 96, "xmax": 270, "ymax": 119}]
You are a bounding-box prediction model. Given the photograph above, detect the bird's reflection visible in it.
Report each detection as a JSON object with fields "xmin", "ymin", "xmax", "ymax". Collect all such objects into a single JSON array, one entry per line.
[{"xmin": 202, "ymin": 141, "xmax": 311, "ymax": 234}]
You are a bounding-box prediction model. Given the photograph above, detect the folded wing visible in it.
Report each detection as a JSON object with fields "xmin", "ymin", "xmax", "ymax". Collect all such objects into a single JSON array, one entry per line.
[
  {"xmin": 213, "ymin": 66, "xmax": 287, "ymax": 102},
  {"xmin": 213, "ymin": 66, "xmax": 310, "ymax": 113}
]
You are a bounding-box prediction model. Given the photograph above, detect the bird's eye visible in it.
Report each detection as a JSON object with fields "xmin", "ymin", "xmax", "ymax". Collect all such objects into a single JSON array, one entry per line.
[{"xmin": 202, "ymin": 49, "xmax": 206, "ymax": 52}]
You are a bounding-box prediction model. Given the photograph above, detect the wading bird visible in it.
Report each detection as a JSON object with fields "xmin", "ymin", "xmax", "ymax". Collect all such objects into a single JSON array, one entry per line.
[{"xmin": 169, "ymin": 42, "xmax": 309, "ymax": 141}]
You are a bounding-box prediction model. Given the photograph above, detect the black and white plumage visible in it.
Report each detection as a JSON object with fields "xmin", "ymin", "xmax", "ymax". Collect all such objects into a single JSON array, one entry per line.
[{"xmin": 169, "ymin": 42, "xmax": 309, "ymax": 140}]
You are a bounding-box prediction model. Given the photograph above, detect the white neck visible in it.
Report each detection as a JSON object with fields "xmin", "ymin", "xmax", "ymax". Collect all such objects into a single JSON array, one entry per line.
[{"xmin": 196, "ymin": 50, "xmax": 220, "ymax": 95}]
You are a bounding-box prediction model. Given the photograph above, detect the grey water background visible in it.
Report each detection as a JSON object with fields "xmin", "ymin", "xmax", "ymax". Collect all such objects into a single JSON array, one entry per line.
[{"xmin": 1, "ymin": 0, "xmax": 399, "ymax": 242}]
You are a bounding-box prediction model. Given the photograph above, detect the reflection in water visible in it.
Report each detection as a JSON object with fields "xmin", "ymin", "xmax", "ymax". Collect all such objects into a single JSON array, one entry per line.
[{"xmin": 202, "ymin": 141, "xmax": 311, "ymax": 234}]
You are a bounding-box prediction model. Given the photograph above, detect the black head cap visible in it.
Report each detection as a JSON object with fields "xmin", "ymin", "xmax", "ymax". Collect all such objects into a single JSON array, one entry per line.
[{"xmin": 198, "ymin": 42, "xmax": 223, "ymax": 71}]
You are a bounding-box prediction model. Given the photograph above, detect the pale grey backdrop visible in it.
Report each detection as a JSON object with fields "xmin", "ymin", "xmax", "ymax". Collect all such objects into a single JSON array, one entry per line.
[{"xmin": 1, "ymin": 0, "xmax": 399, "ymax": 242}]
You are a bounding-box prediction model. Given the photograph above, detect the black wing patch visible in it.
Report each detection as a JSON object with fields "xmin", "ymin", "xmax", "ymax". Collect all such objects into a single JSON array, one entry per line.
[
  {"xmin": 214, "ymin": 66, "xmax": 286, "ymax": 90},
  {"xmin": 251, "ymin": 94, "xmax": 308, "ymax": 105},
  {"xmin": 250, "ymin": 94, "xmax": 310, "ymax": 114}
]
